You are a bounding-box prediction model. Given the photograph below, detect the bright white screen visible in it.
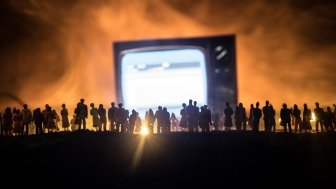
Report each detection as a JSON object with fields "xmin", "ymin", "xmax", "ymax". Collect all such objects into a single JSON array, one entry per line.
[{"xmin": 121, "ymin": 48, "xmax": 207, "ymax": 117}]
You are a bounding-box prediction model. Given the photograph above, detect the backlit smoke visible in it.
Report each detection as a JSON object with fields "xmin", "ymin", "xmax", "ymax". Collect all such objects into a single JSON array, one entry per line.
[{"xmin": 0, "ymin": 0, "xmax": 335, "ymax": 112}]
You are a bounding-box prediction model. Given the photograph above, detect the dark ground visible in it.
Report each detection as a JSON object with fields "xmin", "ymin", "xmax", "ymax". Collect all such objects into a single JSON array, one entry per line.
[{"xmin": 1, "ymin": 131, "xmax": 335, "ymax": 188}]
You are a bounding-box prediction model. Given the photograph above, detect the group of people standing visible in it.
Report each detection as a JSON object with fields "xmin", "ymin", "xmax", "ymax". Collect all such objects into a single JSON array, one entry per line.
[{"xmin": 1, "ymin": 99, "xmax": 336, "ymax": 136}]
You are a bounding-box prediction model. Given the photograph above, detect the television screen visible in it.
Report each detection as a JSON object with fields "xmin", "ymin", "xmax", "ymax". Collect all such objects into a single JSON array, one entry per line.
[{"xmin": 114, "ymin": 35, "xmax": 237, "ymax": 117}]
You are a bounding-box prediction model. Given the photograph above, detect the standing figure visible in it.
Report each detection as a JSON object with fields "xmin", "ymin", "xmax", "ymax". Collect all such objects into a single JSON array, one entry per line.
[
  {"xmin": 170, "ymin": 113, "xmax": 179, "ymax": 132},
  {"xmin": 179, "ymin": 103, "xmax": 188, "ymax": 132},
  {"xmin": 314, "ymin": 102, "xmax": 324, "ymax": 132},
  {"xmin": 293, "ymin": 104, "xmax": 302, "ymax": 133},
  {"xmin": 128, "ymin": 109, "xmax": 137, "ymax": 134},
  {"xmin": 20, "ymin": 104, "xmax": 32, "ymax": 135},
  {"xmin": 248, "ymin": 104, "xmax": 254, "ymax": 130},
  {"xmin": 324, "ymin": 107, "xmax": 334, "ymax": 131},
  {"xmin": 239, "ymin": 103, "xmax": 247, "ymax": 131},
  {"xmin": 115, "ymin": 103, "xmax": 127, "ymax": 133},
  {"xmin": 262, "ymin": 101, "xmax": 272, "ymax": 132},
  {"xmin": 3, "ymin": 107, "xmax": 13, "ymax": 136},
  {"xmin": 90, "ymin": 103, "xmax": 101, "ymax": 131},
  {"xmin": 269, "ymin": 105, "xmax": 276, "ymax": 132},
  {"xmin": 224, "ymin": 102, "xmax": 233, "ymax": 131},
  {"xmin": 186, "ymin": 100, "xmax": 195, "ymax": 132},
  {"xmin": 199, "ymin": 106, "xmax": 211, "ymax": 132},
  {"xmin": 155, "ymin": 106, "xmax": 163, "ymax": 134},
  {"xmin": 146, "ymin": 109, "xmax": 155, "ymax": 134},
  {"xmin": 46, "ymin": 107, "xmax": 56, "ymax": 133},
  {"xmin": 32, "ymin": 108, "xmax": 44, "ymax": 135},
  {"xmin": 302, "ymin": 103, "xmax": 312, "ymax": 133},
  {"xmin": 70, "ymin": 115, "xmax": 78, "ymax": 131},
  {"xmin": 42, "ymin": 104, "xmax": 49, "ymax": 133},
  {"xmin": 61, "ymin": 104, "xmax": 70, "ymax": 131},
  {"xmin": 333, "ymin": 104, "xmax": 336, "ymax": 130},
  {"xmin": 234, "ymin": 106, "xmax": 241, "ymax": 131},
  {"xmin": 53, "ymin": 110, "xmax": 60, "ymax": 132},
  {"xmin": 98, "ymin": 104, "xmax": 107, "ymax": 131},
  {"xmin": 204, "ymin": 105, "xmax": 212, "ymax": 131},
  {"xmin": 280, "ymin": 103, "xmax": 292, "ymax": 133},
  {"xmin": 13, "ymin": 109, "xmax": 23, "ymax": 135},
  {"xmin": 108, "ymin": 102, "xmax": 117, "ymax": 131},
  {"xmin": 252, "ymin": 102, "xmax": 262, "ymax": 132},
  {"xmin": 192, "ymin": 101, "xmax": 200, "ymax": 132},
  {"xmin": 75, "ymin": 99, "xmax": 88, "ymax": 130},
  {"xmin": 162, "ymin": 107, "xmax": 171, "ymax": 133},
  {"xmin": 0, "ymin": 113, "xmax": 2, "ymax": 135}
]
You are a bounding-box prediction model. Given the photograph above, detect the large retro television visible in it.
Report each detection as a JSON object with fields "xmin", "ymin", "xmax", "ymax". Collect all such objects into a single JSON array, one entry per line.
[{"xmin": 113, "ymin": 35, "xmax": 237, "ymax": 117}]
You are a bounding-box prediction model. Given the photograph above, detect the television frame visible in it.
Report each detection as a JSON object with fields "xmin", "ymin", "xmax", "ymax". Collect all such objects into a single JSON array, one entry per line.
[{"xmin": 113, "ymin": 35, "xmax": 237, "ymax": 115}]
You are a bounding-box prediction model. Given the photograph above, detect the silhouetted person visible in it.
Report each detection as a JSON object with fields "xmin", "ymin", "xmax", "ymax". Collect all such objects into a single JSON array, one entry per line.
[
  {"xmin": 170, "ymin": 113, "xmax": 179, "ymax": 132},
  {"xmin": 0, "ymin": 113, "xmax": 2, "ymax": 135},
  {"xmin": 155, "ymin": 106, "xmax": 163, "ymax": 134},
  {"xmin": 314, "ymin": 102, "xmax": 324, "ymax": 132},
  {"xmin": 302, "ymin": 103, "xmax": 312, "ymax": 133},
  {"xmin": 70, "ymin": 115, "xmax": 78, "ymax": 131},
  {"xmin": 269, "ymin": 105, "xmax": 276, "ymax": 132},
  {"xmin": 46, "ymin": 106, "xmax": 56, "ymax": 132},
  {"xmin": 146, "ymin": 109, "xmax": 155, "ymax": 134},
  {"xmin": 76, "ymin": 99, "xmax": 88, "ymax": 130},
  {"xmin": 293, "ymin": 104, "xmax": 302, "ymax": 133},
  {"xmin": 324, "ymin": 107, "xmax": 334, "ymax": 131},
  {"xmin": 186, "ymin": 99, "xmax": 195, "ymax": 132},
  {"xmin": 53, "ymin": 110, "xmax": 60, "ymax": 132},
  {"xmin": 13, "ymin": 109, "xmax": 23, "ymax": 135},
  {"xmin": 20, "ymin": 104, "xmax": 32, "ymax": 135},
  {"xmin": 234, "ymin": 106, "xmax": 241, "ymax": 130},
  {"xmin": 32, "ymin": 108, "xmax": 44, "ymax": 135},
  {"xmin": 193, "ymin": 101, "xmax": 200, "ymax": 132},
  {"xmin": 333, "ymin": 104, "xmax": 336, "ymax": 130},
  {"xmin": 61, "ymin": 104, "xmax": 70, "ymax": 131},
  {"xmin": 224, "ymin": 102, "xmax": 233, "ymax": 131},
  {"xmin": 124, "ymin": 109, "xmax": 130, "ymax": 133},
  {"xmin": 239, "ymin": 103, "xmax": 247, "ymax": 131},
  {"xmin": 252, "ymin": 102, "xmax": 262, "ymax": 132},
  {"xmin": 115, "ymin": 103, "xmax": 127, "ymax": 133},
  {"xmin": 249, "ymin": 104, "xmax": 254, "ymax": 130},
  {"xmin": 129, "ymin": 109, "xmax": 137, "ymax": 134},
  {"xmin": 204, "ymin": 105, "xmax": 212, "ymax": 131},
  {"xmin": 162, "ymin": 107, "xmax": 171, "ymax": 133},
  {"xmin": 42, "ymin": 104, "xmax": 49, "ymax": 132},
  {"xmin": 3, "ymin": 107, "xmax": 13, "ymax": 136},
  {"xmin": 212, "ymin": 109, "xmax": 220, "ymax": 131},
  {"xmin": 108, "ymin": 102, "xmax": 117, "ymax": 131},
  {"xmin": 280, "ymin": 103, "xmax": 292, "ymax": 133},
  {"xmin": 199, "ymin": 106, "xmax": 211, "ymax": 132},
  {"xmin": 262, "ymin": 101, "xmax": 272, "ymax": 132},
  {"xmin": 90, "ymin": 103, "xmax": 100, "ymax": 131},
  {"xmin": 180, "ymin": 103, "xmax": 188, "ymax": 132},
  {"xmin": 98, "ymin": 104, "xmax": 107, "ymax": 131}
]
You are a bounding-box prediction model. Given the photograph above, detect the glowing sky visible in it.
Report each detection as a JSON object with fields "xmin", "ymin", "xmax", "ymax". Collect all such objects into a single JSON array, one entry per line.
[{"xmin": 0, "ymin": 0, "xmax": 335, "ymax": 112}]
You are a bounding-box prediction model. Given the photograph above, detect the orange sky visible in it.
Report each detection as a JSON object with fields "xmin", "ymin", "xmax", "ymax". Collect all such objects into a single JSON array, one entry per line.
[{"xmin": 0, "ymin": 0, "xmax": 335, "ymax": 112}]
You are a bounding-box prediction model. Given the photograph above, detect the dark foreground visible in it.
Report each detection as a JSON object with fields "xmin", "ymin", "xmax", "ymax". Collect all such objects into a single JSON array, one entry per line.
[{"xmin": 1, "ymin": 131, "xmax": 336, "ymax": 188}]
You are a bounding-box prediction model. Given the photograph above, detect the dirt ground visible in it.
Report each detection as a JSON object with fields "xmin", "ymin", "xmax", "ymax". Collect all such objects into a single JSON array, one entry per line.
[{"xmin": 1, "ymin": 131, "xmax": 335, "ymax": 188}]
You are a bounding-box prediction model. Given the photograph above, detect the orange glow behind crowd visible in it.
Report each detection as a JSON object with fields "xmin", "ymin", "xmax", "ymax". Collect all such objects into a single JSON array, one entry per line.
[{"xmin": 0, "ymin": 0, "xmax": 335, "ymax": 115}]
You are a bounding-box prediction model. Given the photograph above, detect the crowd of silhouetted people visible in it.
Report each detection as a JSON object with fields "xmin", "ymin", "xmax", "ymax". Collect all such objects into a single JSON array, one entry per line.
[{"xmin": 0, "ymin": 98, "xmax": 336, "ymax": 136}]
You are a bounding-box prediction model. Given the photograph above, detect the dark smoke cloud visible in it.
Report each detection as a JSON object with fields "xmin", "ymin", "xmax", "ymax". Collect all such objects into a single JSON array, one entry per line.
[{"xmin": 0, "ymin": 0, "xmax": 335, "ymax": 112}]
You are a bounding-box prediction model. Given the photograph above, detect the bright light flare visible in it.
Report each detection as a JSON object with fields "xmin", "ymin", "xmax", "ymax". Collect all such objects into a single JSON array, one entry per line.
[
  {"xmin": 311, "ymin": 112, "xmax": 316, "ymax": 122},
  {"xmin": 140, "ymin": 127, "xmax": 149, "ymax": 136}
]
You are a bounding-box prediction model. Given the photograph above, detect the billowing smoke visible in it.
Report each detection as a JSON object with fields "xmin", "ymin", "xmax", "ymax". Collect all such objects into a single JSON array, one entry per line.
[{"xmin": 0, "ymin": 0, "xmax": 335, "ymax": 113}]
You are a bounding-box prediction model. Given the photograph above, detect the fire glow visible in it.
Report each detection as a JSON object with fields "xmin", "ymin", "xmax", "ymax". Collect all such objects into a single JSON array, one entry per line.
[{"xmin": 0, "ymin": 0, "xmax": 335, "ymax": 113}]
